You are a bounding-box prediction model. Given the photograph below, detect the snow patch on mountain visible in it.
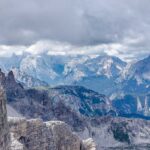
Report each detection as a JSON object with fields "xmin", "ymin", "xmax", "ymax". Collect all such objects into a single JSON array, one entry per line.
[{"xmin": 0, "ymin": 53, "xmax": 149, "ymax": 95}]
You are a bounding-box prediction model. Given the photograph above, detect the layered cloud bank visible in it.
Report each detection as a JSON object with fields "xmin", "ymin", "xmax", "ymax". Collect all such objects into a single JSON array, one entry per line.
[
  {"xmin": 0, "ymin": 40, "xmax": 149, "ymax": 62},
  {"xmin": 0, "ymin": 0, "xmax": 150, "ymax": 61}
]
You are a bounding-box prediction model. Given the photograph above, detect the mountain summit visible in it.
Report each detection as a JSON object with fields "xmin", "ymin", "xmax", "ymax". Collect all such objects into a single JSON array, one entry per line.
[{"xmin": 0, "ymin": 54, "xmax": 149, "ymax": 95}]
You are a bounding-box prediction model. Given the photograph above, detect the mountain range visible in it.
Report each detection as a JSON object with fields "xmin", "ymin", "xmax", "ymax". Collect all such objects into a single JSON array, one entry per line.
[
  {"xmin": 0, "ymin": 53, "xmax": 149, "ymax": 96},
  {"xmin": 1, "ymin": 69, "xmax": 150, "ymax": 149}
]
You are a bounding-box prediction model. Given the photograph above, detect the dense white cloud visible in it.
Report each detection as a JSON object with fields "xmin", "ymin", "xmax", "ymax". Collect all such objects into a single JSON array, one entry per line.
[
  {"xmin": 0, "ymin": 0, "xmax": 150, "ymax": 60},
  {"xmin": 0, "ymin": 45, "xmax": 26, "ymax": 57},
  {"xmin": 0, "ymin": 40, "xmax": 149, "ymax": 62}
]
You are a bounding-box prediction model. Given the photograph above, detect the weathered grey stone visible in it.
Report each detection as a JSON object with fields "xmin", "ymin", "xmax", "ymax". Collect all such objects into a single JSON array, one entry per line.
[
  {"xmin": 8, "ymin": 118, "xmax": 96, "ymax": 150},
  {"xmin": 0, "ymin": 87, "xmax": 10, "ymax": 150},
  {"xmin": 46, "ymin": 121, "xmax": 81, "ymax": 150},
  {"xmin": 82, "ymin": 139, "xmax": 96, "ymax": 150},
  {"xmin": 0, "ymin": 81, "xmax": 96, "ymax": 150}
]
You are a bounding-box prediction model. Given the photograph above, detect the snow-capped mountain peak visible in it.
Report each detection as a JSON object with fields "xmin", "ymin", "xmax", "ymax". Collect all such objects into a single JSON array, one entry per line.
[{"xmin": 0, "ymin": 53, "xmax": 149, "ymax": 96}]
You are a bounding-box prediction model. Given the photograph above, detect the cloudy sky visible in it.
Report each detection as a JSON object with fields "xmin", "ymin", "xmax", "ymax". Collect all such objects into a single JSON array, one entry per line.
[{"xmin": 0, "ymin": 0, "xmax": 150, "ymax": 61}]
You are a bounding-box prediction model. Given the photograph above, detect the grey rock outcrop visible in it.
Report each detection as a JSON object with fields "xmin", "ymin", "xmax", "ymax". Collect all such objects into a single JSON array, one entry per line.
[
  {"xmin": 0, "ymin": 88, "xmax": 10, "ymax": 150},
  {"xmin": 9, "ymin": 118, "xmax": 95, "ymax": 150},
  {"xmin": 82, "ymin": 139, "xmax": 96, "ymax": 150},
  {"xmin": 0, "ymin": 69, "xmax": 25, "ymax": 102},
  {"xmin": 0, "ymin": 76, "xmax": 96, "ymax": 150},
  {"xmin": 85, "ymin": 117, "xmax": 150, "ymax": 149}
]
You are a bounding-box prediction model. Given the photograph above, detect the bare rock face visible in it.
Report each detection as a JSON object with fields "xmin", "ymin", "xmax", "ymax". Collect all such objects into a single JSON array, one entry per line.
[
  {"xmin": 9, "ymin": 118, "xmax": 95, "ymax": 150},
  {"xmin": 0, "ymin": 71, "xmax": 96, "ymax": 150},
  {"xmin": 0, "ymin": 70, "xmax": 25, "ymax": 101},
  {"xmin": 46, "ymin": 121, "xmax": 81, "ymax": 150},
  {"xmin": 0, "ymin": 88, "xmax": 10, "ymax": 150},
  {"xmin": 0, "ymin": 69, "xmax": 6, "ymax": 86},
  {"xmin": 82, "ymin": 139, "xmax": 96, "ymax": 150},
  {"xmin": 0, "ymin": 85, "xmax": 95, "ymax": 150},
  {"xmin": 85, "ymin": 117, "xmax": 150, "ymax": 149}
]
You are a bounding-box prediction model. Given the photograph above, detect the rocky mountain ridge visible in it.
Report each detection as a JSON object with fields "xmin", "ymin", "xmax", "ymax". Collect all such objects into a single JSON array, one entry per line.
[
  {"xmin": 1, "ymin": 70, "xmax": 150, "ymax": 149},
  {"xmin": 0, "ymin": 54, "xmax": 149, "ymax": 95},
  {"xmin": 0, "ymin": 84, "xmax": 95, "ymax": 150}
]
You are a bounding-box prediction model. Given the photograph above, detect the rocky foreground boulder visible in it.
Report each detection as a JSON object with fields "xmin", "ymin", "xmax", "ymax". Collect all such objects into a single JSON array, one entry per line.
[
  {"xmin": 0, "ymin": 88, "xmax": 10, "ymax": 150},
  {"xmin": 0, "ymin": 86, "xmax": 95, "ymax": 150},
  {"xmin": 9, "ymin": 118, "xmax": 95, "ymax": 150}
]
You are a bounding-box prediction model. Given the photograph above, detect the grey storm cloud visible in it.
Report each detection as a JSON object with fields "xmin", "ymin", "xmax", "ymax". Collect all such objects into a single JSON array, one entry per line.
[
  {"xmin": 0, "ymin": 0, "xmax": 150, "ymax": 45},
  {"xmin": 0, "ymin": 0, "xmax": 150, "ymax": 60}
]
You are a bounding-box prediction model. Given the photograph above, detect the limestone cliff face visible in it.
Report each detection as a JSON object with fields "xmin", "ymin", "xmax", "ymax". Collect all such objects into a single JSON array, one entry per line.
[
  {"xmin": 0, "ymin": 69, "xmax": 25, "ymax": 101},
  {"xmin": 0, "ymin": 88, "xmax": 10, "ymax": 150},
  {"xmin": 9, "ymin": 118, "xmax": 95, "ymax": 150},
  {"xmin": 0, "ymin": 78, "xmax": 96, "ymax": 150}
]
